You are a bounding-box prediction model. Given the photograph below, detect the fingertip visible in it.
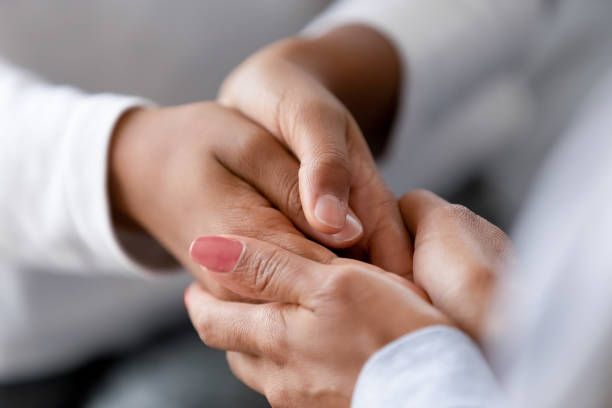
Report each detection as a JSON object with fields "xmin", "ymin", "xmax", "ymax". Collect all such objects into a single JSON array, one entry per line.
[
  {"xmin": 329, "ymin": 211, "xmax": 363, "ymax": 244},
  {"xmin": 308, "ymin": 208, "xmax": 364, "ymax": 248},
  {"xmin": 184, "ymin": 284, "xmax": 194, "ymax": 309},
  {"xmin": 189, "ymin": 236, "xmax": 245, "ymax": 273}
]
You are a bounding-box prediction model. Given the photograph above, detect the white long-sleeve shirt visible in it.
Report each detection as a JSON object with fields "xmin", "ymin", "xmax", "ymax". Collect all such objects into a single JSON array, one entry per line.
[
  {"xmin": 352, "ymin": 65, "xmax": 612, "ymax": 408},
  {"xmin": 0, "ymin": 1, "xmax": 330, "ymax": 381},
  {"xmin": 0, "ymin": 0, "xmax": 605, "ymax": 382},
  {"xmin": 0, "ymin": 61, "xmax": 194, "ymax": 380}
]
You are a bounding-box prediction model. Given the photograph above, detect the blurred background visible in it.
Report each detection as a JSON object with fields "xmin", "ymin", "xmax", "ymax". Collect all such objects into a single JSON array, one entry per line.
[
  {"xmin": 2, "ymin": 0, "xmax": 612, "ymax": 227},
  {"xmin": 1, "ymin": 1, "xmax": 612, "ymax": 407}
]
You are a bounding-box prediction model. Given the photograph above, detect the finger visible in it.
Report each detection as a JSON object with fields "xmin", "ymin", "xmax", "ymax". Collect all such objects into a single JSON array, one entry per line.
[
  {"xmin": 383, "ymin": 272, "xmax": 431, "ymax": 302},
  {"xmin": 221, "ymin": 67, "xmax": 358, "ymax": 235},
  {"xmin": 399, "ymin": 189, "xmax": 449, "ymax": 236},
  {"xmin": 188, "ymin": 217, "xmax": 333, "ymax": 303},
  {"xmin": 158, "ymin": 157, "xmax": 335, "ymax": 301},
  {"xmin": 184, "ymin": 284, "xmax": 287, "ymax": 357},
  {"xmin": 363, "ymin": 199, "xmax": 414, "ymax": 278},
  {"xmin": 214, "ymin": 115, "xmax": 362, "ymax": 247},
  {"xmin": 204, "ymin": 172, "xmax": 336, "ymax": 301},
  {"xmin": 290, "ymin": 101, "xmax": 353, "ymax": 234},
  {"xmin": 343, "ymin": 126, "xmax": 414, "ymax": 277},
  {"xmin": 226, "ymin": 351, "xmax": 266, "ymax": 395},
  {"xmin": 189, "ymin": 235, "xmax": 325, "ymax": 306}
]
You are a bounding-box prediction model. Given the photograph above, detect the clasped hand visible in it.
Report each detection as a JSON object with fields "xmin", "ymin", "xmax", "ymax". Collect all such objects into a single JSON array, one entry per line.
[{"xmin": 109, "ymin": 26, "xmax": 512, "ymax": 408}]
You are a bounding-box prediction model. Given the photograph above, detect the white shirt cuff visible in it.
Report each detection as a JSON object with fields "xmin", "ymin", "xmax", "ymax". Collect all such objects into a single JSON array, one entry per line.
[
  {"xmin": 352, "ymin": 325, "xmax": 503, "ymax": 408},
  {"xmin": 62, "ymin": 93, "xmax": 177, "ymax": 277}
]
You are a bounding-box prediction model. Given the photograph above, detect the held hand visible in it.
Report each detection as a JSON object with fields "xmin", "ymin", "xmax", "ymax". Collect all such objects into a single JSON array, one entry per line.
[
  {"xmin": 109, "ymin": 102, "xmax": 363, "ymax": 299},
  {"xmin": 185, "ymin": 235, "xmax": 449, "ymax": 408},
  {"xmin": 400, "ymin": 190, "xmax": 513, "ymax": 342},
  {"xmin": 219, "ymin": 25, "xmax": 412, "ymax": 277}
]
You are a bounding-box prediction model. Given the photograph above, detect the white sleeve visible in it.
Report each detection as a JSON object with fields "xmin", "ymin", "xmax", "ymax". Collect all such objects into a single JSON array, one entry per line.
[
  {"xmin": 304, "ymin": 0, "xmax": 544, "ymax": 139},
  {"xmin": 352, "ymin": 326, "xmax": 503, "ymax": 408},
  {"xmin": 0, "ymin": 60, "xmax": 172, "ymax": 277}
]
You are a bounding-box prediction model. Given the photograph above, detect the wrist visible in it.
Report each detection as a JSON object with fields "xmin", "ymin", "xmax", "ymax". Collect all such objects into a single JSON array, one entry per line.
[{"xmin": 108, "ymin": 107, "xmax": 158, "ymax": 232}]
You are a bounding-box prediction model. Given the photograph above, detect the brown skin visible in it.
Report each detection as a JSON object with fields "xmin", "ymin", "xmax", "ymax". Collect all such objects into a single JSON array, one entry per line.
[
  {"xmin": 109, "ymin": 25, "xmax": 412, "ymax": 297},
  {"xmin": 218, "ymin": 24, "xmax": 411, "ymax": 277},
  {"xmin": 185, "ymin": 191, "xmax": 511, "ymax": 407},
  {"xmin": 400, "ymin": 190, "xmax": 513, "ymax": 342},
  {"xmin": 110, "ymin": 102, "xmax": 337, "ymax": 299},
  {"xmin": 224, "ymin": 25, "xmax": 401, "ymax": 156}
]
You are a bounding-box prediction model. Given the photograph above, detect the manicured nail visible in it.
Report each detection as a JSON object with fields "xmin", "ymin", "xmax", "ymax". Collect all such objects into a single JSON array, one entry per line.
[
  {"xmin": 314, "ymin": 194, "xmax": 347, "ymax": 229},
  {"xmin": 331, "ymin": 212, "xmax": 363, "ymax": 242},
  {"xmin": 189, "ymin": 236, "xmax": 244, "ymax": 273}
]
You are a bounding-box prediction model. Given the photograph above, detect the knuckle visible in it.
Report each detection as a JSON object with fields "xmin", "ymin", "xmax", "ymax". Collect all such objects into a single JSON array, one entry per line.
[
  {"xmin": 311, "ymin": 148, "xmax": 350, "ymax": 175},
  {"xmin": 320, "ymin": 266, "xmax": 361, "ymax": 299},
  {"xmin": 283, "ymin": 175, "xmax": 303, "ymax": 219},
  {"xmin": 299, "ymin": 99, "xmax": 344, "ymax": 123},
  {"xmin": 400, "ymin": 189, "xmax": 434, "ymax": 205},
  {"xmin": 204, "ymin": 274, "xmax": 245, "ymax": 302},
  {"xmin": 244, "ymin": 248, "xmax": 290, "ymax": 296},
  {"xmin": 233, "ymin": 127, "xmax": 267, "ymax": 163},
  {"xmin": 466, "ymin": 265, "xmax": 497, "ymax": 290},
  {"xmin": 285, "ymin": 97, "xmax": 346, "ymax": 138},
  {"xmin": 195, "ymin": 312, "xmax": 217, "ymax": 347},
  {"xmin": 257, "ymin": 304, "xmax": 289, "ymax": 359},
  {"xmin": 429, "ymin": 203, "xmax": 474, "ymax": 226},
  {"xmin": 445, "ymin": 203, "xmax": 474, "ymax": 219}
]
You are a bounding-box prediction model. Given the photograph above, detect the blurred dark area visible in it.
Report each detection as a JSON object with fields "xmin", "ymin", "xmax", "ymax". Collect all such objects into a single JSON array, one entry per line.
[{"xmin": 0, "ymin": 318, "xmax": 269, "ymax": 408}]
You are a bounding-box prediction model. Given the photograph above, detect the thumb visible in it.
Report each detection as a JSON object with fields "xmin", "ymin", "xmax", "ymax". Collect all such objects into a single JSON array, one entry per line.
[
  {"xmin": 289, "ymin": 100, "xmax": 357, "ymax": 235},
  {"xmin": 220, "ymin": 60, "xmax": 362, "ymax": 239},
  {"xmin": 189, "ymin": 235, "xmax": 324, "ymax": 307}
]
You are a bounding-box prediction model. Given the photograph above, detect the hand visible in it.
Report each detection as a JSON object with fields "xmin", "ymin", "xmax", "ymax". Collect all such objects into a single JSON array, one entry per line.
[
  {"xmin": 185, "ymin": 235, "xmax": 450, "ymax": 408},
  {"xmin": 219, "ymin": 25, "xmax": 412, "ymax": 276},
  {"xmin": 400, "ymin": 190, "xmax": 513, "ymax": 341},
  {"xmin": 109, "ymin": 102, "xmax": 366, "ymax": 299}
]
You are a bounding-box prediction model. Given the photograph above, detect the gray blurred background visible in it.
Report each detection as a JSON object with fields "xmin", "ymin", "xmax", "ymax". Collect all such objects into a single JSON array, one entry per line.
[{"xmin": 2, "ymin": 1, "xmax": 612, "ymax": 407}]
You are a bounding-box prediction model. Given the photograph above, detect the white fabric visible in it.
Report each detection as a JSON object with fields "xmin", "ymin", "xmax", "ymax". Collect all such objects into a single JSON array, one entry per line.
[
  {"xmin": 0, "ymin": 62, "xmax": 152, "ymax": 276},
  {"xmin": 0, "ymin": 2, "xmax": 330, "ymax": 381},
  {"xmin": 352, "ymin": 326, "xmax": 501, "ymax": 408},
  {"xmin": 352, "ymin": 63, "xmax": 612, "ymax": 408},
  {"xmin": 0, "ymin": 61, "xmax": 193, "ymax": 380}
]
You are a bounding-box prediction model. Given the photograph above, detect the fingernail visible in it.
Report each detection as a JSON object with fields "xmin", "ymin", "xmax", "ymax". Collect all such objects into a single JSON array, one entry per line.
[
  {"xmin": 331, "ymin": 212, "xmax": 363, "ymax": 242},
  {"xmin": 189, "ymin": 236, "xmax": 244, "ymax": 273},
  {"xmin": 314, "ymin": 194, "xmax": 347, "ymax": 229}
]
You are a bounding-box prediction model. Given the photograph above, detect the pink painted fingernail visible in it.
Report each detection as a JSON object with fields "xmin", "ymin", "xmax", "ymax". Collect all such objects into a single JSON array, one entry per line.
[
  {"xmin": 314, "ymin": 194, "xmax": 347, "ymax": 229},
  {"xmin": 189, "ymin": 236, "xmax": 244, "ymax": 273}
]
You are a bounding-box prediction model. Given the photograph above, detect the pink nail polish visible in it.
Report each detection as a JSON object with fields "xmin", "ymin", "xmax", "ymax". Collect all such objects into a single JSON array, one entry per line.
[{"xmin": 189, "ymin": 236, "xmax": 244, "ymax": 273}]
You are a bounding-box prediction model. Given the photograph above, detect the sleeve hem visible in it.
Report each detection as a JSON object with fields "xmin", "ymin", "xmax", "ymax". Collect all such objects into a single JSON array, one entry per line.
[
  {"xmin": 352, "ymin": 325, "xmax": 503, "ymax": 407},
  {"xmin": 61, "ymin": 94, "xmax": 179, "ymax": 278}
]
